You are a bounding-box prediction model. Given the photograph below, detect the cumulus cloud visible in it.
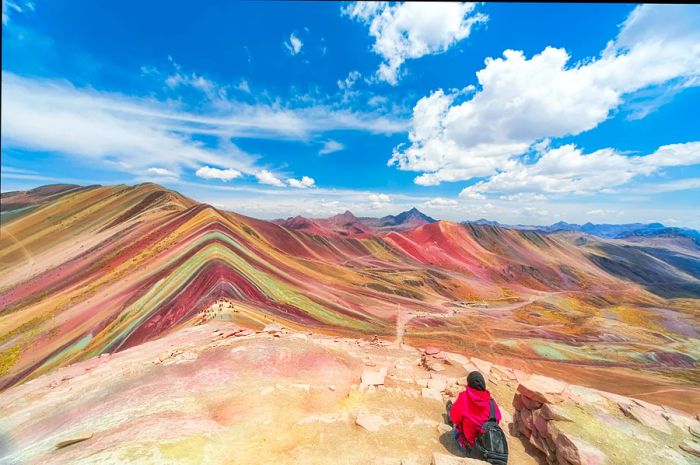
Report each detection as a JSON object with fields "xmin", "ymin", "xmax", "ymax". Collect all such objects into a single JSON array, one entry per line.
[
  {"xmin": 459, "ymin": 142, "xmax": 700, "ymax": 198},
  {"xmin": 369, "ymin": 193, "xmax": 391, "ymax": 209},
  {"xmin": 285, "ymin": 33, "xmax": 303, "ymax": 55},
  {"xmin": 424, "ymin": 197, "xmax": 458, "ymax": 208},
  {"xmin": 255, "ymin": 170, "xmax": 285, "ymax": 187},
  {"xmin": 343, "ymin": 2, "xmax": 487, "ymax": 85},
  {"xmin": 319, "ymin": 139, "xmax": 345, "ymax": 155},
  {"xmin": 390, "ymin": 4, "xmax": 700, "ymax": 186},
  {"xmin": 288, "ymin": 176, "xmax": 316, "ymax": 189},
  {"xmin": 147, "ymin": 167, "xmax": 178, "ymax": 178},
  {"xmin": 195, "ymin": 166, "xmax": 243, "ymax": 181}
]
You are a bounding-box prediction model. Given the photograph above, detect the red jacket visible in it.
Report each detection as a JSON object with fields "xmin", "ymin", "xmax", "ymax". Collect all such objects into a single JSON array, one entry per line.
[{"xmin": 450, "ymin": 387, "xmax": 502, "ymax": 447}]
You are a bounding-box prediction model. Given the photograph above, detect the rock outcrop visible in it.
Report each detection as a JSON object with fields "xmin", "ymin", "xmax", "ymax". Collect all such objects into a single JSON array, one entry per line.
[{"xmin": 511, "ymin": 374, "xmax": 700, "ymax": 465}]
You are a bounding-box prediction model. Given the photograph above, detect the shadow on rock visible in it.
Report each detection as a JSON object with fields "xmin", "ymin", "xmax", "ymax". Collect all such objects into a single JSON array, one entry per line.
[{"xmin": 438, "ymin": 431, "xmax": 465, "ymax": 457}]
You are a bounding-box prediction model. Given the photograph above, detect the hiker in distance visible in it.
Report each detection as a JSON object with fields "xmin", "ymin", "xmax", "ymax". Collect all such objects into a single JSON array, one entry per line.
[{"xmin": 447, "ymin": 371, "xmax": 509, "ymax": 464}]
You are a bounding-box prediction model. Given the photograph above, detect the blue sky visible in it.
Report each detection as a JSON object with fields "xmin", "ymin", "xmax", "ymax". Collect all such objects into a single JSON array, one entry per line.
[{"xmin": 2, "ymin": 2, "xmax": 699, "ymax": 227}]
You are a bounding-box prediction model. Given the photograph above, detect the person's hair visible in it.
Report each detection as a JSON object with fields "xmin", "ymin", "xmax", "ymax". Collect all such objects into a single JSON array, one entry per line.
[{"xmin": 467, "ymin": 371, "xmax": 486, "ymax": 391}]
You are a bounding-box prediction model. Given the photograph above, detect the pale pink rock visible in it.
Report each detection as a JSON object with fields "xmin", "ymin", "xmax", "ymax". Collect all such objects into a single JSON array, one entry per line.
[
  {"xmin": 424, "ymin": 346, "xmax": 441, "ymax": 355},
  {"xmin": 662, "ymin": 409, "xmax": 699, "ymax": 431},
  {"xmin": 444, "ymin": 352, "xmax": 470, "ymax": 366},
  {"xmin": 430, "ymin": 363, "xmax": 446, "ymax": 372},
  {"xmin": 619, "ymin": 403, "xmax": 672, "ymax": 435},
  {"xmin": 422, "ymin": 387, "xmax": 443, "ymax": 401},
  {"xmin": 517, "ymin": 374, "xmax": 567, "ymax": 404},
  {"xmin": 493, "ymin": 365, "xmax": 517, "ymax": 381},
  {"xmin": 555, "ymin": 433, "xmax": 607, "ymax": 465},
  {"xmin": 514, "ymin": 369, "xmax": 530, "ymax": 384},
  {"xmin": 355, "ymin": 413, "xmax": 389, "ymax": 432},
  {"xmin": 361, "ymin": 369, "xmax": 386, "ymax": 386},
  {"xmin": 262, "ymin": 323, "xmax": 284, "ymax": 333},
  {"xmin": 564, "ymin": 385, "xmax": 606, "ymax": 405},
  {"xmin": 540, "ymin": 403, "xmax": 573, "ymax": 422},
  {"xmin": 470, "ymin": 357, "xmax": 492, "ymax": 376},
  {"xmin": 427, "ymin": 375, "xmax": 448, "ymax": 392},
  {"xmin": 632, "ymin": 398, "xmax": 664, "ymax": 413},
  {"xmin": 599, "ymin": 390, "xmax": 633, "ymax": 407}
]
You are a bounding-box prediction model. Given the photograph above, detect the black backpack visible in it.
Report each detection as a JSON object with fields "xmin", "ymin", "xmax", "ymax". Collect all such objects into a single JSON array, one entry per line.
[{"xmin": 472, "ymin": 398, "xmax": 509, "ymax": 465}]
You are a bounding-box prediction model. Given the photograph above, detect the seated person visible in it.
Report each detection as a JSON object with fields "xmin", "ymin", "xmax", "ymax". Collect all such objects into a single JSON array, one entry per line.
[{"xmin": 447, "ymin": 371, "xmax": 502, "ymax": 458}]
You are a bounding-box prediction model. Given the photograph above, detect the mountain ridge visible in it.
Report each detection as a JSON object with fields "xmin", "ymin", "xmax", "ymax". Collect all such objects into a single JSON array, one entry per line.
[{"xmin": 1, "ymin": 183, "xmax": 699, "ymax": 415}]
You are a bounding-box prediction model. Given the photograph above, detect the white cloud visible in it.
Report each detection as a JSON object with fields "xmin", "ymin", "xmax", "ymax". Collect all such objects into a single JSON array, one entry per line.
[
  {"xmin": 424, "ymin": 197, "xmax": 458, "ymax": 208},
  {"xmin": 343, "ymin": 2, "xmax": 487, "ymax": 85},
  {"xmin": 1, "ymin": 72, "xmax": 405, "ymax": 179},
  {"xmin": 337, "ymin": 70, "xmax": 361, "ymax": 90},
  {"xmin": 0, "ymin": 73, "xmax": 257, "ymax": 177},
  {"xmin": 256, "ymin": 170, "xmax": 285, "ymax": 187},
  {"xmin": 2, "ymin": 0, "xmax": 30, "ymax": 24},
  {"xmin": 236, "ymin": 79, "xmax": 251, "ymax": 93},
  {"xmin": 390, "ymin": 4, "xmax": 700, "ymax": 186},
  {"xmin": 287, "ymin": 176, "xmax": 316, "ymax": 189},
  {"xmin": 147, "ymin": 167, "xmax": 178, "ymax": 178},
  {"xmin": 195, "ymin": 166, "xmax": 243, "ymax": 181},
  {"xmin": 369, "ymin": 193, "xmax": 391, "ymax": 209},
  {"xmin": 459, "ymin": 142, "xmax": 700, "ymax": 198},
  {"xmin": 285, "ymin": 33, "xmax": 303, "ymax": 55},
  {"xmin": 319, "ymin": 139, "xmax": 345, "ymax": 155}
]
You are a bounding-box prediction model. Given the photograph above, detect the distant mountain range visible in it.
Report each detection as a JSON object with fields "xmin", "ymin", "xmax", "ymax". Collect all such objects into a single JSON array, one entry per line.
[
  {"xmin": 464, "ymin": 219, "xmax": 700, "ymax": 246},
  {"xmin": 274, "ymin": 207, "xmax": 436, "ymax": 235},
  {"xmin": 274, "ymin": 206, "xmax": 699, "ymax": 246}
]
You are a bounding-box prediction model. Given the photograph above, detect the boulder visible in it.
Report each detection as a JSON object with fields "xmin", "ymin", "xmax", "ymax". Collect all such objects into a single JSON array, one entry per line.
[
  {"xmin": 430, "ymin": 363, "xmax": 447, "ymax": 372},
  {"xmin": 263, "ymin": 323, "xmax": 284, "ymax": 334},
  {"xmin": 555, "ymin": 433, "xmax": 607, "ymax": 465},
  {"xmin": 361, "ymin": 368, "xmax": 386, "ymax": 386},
  {"xmin": 521, "ymin": 408, "xmax": 534, "ymax": 433},
  {"xmin": 564, "ymin": 385, "xmax": 606, "ymax": 405},
  {"xmin": 355, "ymin": 413, "xmax": 389, "ymax": 432},
  {"xmin": 444, "ymin": 352, "xmax": 470, "ymax": 366},
  {"xmin": 521, "ymin": 395, "xmax": 544, "ymax": 410},
  {"xmin": 424, "ymin": 346, "xmax": 441, "ymax": 355},
  {"xmin": 619, "ymin": 403, "xmax": 672, "ymax": 435},
  {"xmin": 517, "ymin": 375, "xmax": 567, "ymax": 404},
  {"xmin": 663, "ymin": 410, "xmax": 700, "ymax": 431},
  {"xmin": 470, "ymin": 357, "xmax": 492, "ymax": 376},
  {"xmin": 431, "ymin": 452, "xmax": 489, "ymax": 465},
  {"xmin": 540, "ymin": 403, "xmax": 573, "ymax": 422},
  {"xmin": 533, "ymin": 410, "xmax": 549, "ymax": 437},
  {"xmin": 492, "ymin": 365, "xmax": 517, "ymax": 381},
  {"xmin": 427, "ymin": 374, "xmax": 448, "ymax": 391}
]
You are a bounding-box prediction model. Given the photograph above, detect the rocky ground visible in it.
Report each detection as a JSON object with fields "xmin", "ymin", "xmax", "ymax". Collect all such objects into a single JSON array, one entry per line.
[{"xmin": 0, "ymin": 322, "xmax": 698, "ymax": 465}]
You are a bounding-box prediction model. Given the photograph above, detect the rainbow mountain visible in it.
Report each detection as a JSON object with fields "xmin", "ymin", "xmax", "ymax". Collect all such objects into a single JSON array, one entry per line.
[{"xmin": 1, "ymin": 183, "xmax": 699, "ymax": 409}]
